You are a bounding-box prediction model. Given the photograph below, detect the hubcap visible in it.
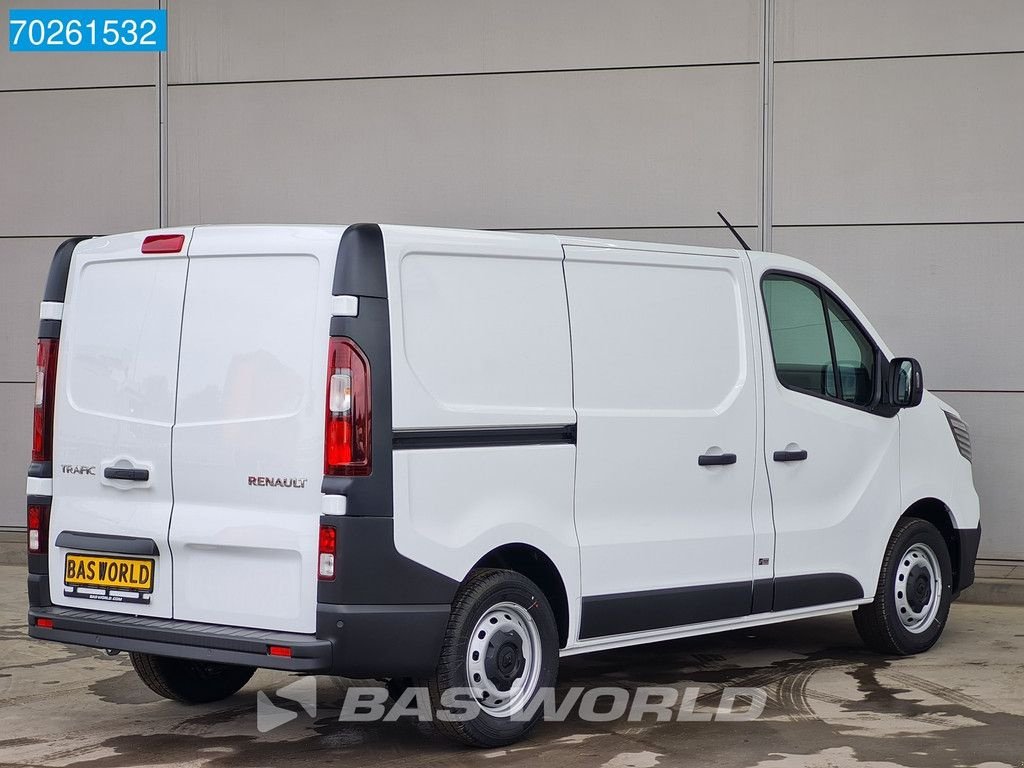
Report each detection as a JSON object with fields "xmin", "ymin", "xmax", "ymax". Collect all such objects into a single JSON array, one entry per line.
[
  {"xmin": 465, "ymin": 601, "xmax": 543, "ymax": 717},
  {"xmin": 894, "ymin": 542, "xmax": 942, "ymax": 634}
]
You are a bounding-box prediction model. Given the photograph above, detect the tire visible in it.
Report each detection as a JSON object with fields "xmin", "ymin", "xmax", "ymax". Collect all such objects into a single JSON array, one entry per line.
[
  {"xmin": 130, "ymin": 653, "xmax": 256, "ymax": 704},
  {"xmin": 854, "ymin": 518, "xmax": 953, "ymax": 655},
  {"xmin": 427, "ymin": 568, "xmax": 559, "ymax": 748}
]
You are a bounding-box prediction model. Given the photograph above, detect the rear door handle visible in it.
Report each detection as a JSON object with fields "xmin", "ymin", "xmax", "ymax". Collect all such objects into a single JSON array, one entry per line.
[
  {"xmin": 103, "ymin": 467, "xmax": 150, "ymax": 482},
  {"xmin": 698, "ymin": 453, "xmax": 737, "ymax": 466},
  {"xmin": 773, "ymin": 449, "xmax": 808, "ymax": 462}
]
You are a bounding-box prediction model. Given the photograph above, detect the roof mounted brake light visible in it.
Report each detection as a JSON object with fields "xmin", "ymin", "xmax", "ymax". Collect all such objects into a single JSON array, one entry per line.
[{"xmin": 142, "ymin": 234, "xmax": 185, "ymax": 254}]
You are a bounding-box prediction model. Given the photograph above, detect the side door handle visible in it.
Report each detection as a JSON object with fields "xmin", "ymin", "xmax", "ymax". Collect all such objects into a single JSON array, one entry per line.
[
  {"xmin": 698, "ymin": 453, "xmax": 737, "ymax": 466},
  {"xmin": 103, "ymin": 467, "xmax": 150, "ymax": 482},
  {"xmin": 773, "ymin": 449, "xmax": 808, "ymax": 462}
]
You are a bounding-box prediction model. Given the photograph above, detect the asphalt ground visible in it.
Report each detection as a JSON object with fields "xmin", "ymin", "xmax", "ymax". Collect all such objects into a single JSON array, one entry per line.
[{"xmin": 2, "ymin": 565, "xmax": 1022, "ymax": 767}]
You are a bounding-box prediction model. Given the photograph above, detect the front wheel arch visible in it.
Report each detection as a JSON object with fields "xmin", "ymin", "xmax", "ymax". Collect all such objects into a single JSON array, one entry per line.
[
  {"xmin": 901, "ymin": 497, "xmax": 964, "ymax": 593},
  {"xmin": 855, "ymin": 517, "xmax": 953, "ymax": 655}
]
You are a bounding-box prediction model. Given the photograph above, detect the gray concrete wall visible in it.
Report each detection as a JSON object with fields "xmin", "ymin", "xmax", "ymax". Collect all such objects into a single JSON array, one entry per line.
[
  {"xmin": 0, "ymin": 0, "xmax": 160, "ymax": 532},
  {"xmin": 1, "ymin": 1, "xmax": 1020, "ymax": 559},
  {"xmin": 771, "ymin": 1, "xmax": 1024, "ymax": 559}
]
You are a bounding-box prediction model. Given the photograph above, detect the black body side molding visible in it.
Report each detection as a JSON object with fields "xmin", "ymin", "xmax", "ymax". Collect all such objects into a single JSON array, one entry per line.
[
  {"xmin": 771, "ymin": 573, "xmax": 864, "ymax": 612},
  {"xmin": 751, "ymin": 578, "xmax": 774, "ymax": 614},
  {"xmin": 580, "ymin": 572, "xmax": 865, "ymax": 640},
  {"xmin": 393, "ymin": 425, "xmax": 577, "ymax": 451},
  {"xmin": 580, "ymin": 581, "xmax": 752, "ymax": 639}
]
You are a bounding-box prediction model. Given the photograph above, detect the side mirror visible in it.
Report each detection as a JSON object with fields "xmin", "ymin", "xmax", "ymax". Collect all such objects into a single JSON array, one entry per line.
[{"xmin": 889, "ymin": 357, "xmax": 923, "ymax": 408}]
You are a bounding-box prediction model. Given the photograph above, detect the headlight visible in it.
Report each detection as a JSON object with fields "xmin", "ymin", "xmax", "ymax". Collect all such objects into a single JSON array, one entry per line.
[{"xmin": 944, "ymin": 412, "xmax": 972, "ymax": 462}]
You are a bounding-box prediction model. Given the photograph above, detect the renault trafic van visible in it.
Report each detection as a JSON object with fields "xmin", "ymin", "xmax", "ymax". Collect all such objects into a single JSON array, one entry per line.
[{"xmin": 27, "ymin": 224, "xmax": 980, "ymax": 746}]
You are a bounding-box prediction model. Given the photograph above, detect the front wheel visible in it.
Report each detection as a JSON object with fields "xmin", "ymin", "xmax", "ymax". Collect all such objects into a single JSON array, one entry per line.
[
  {"xmin": 130, "ymin": 653, "xmax": 255, "ymax": 704},
  {"xmin": 854, "ymin": 518, "xmax": 953, "ymax": 655},
  {"xmin": 428, "ymin": 568, "xmax": 559, "ymax": 747}
]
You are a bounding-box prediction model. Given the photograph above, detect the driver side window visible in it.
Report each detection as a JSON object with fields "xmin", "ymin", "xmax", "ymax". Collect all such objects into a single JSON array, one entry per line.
[{"xmin": 762, "ymin": 274, "xmax": 877, "ymax": 408}]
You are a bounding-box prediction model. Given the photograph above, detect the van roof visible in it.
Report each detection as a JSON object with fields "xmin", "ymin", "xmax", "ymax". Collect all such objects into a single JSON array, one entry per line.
[
  {"xmin": 82, "ymin": 222, "xmax": 887, "ymax": 356},
  {"xmin": 184, "ymin": 222, "xmax": 747, "ymax": 256},
  {"xmin": 164, "ymin": 222, "xmax": 810, "ymax": 273}
]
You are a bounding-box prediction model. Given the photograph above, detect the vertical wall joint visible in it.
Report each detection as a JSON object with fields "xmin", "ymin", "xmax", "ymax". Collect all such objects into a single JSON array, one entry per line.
[
  {"xmin": 158, "ymin": 0, "xmax": 168, "ymax": 228},
  {"xmin": 760, "ymin": 0, "xmax": 775, "ymax": 251}
]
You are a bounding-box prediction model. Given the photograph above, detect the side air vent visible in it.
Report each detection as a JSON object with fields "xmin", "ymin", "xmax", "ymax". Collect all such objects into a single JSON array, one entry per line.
[{"xmin": 944, "ymin": 411, "xmax": 972, "ymax": 462}]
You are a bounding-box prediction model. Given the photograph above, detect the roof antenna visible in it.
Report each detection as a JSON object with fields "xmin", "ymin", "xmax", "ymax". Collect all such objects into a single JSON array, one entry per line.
[{"xmin": 717, "ymin": 211, "xmax": 751, "ymax": 251}]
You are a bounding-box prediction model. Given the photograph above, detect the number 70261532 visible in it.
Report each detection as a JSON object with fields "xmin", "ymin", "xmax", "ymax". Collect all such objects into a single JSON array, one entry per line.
[{"xmin": 9, "ymin": 9, "xmax": 167, "ymax": 52}]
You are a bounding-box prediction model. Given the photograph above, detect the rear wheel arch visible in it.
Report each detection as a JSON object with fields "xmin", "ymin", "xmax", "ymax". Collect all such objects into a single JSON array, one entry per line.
[{"xmin": 473, "ymin": 543, "xmax": 570, "ymax": 648}]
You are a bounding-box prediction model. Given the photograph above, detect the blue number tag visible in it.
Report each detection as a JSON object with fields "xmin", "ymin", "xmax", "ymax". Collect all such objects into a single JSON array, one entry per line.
[{"xmin": 9, "ymin": 9, "xmax": 167, "ymax": 52}]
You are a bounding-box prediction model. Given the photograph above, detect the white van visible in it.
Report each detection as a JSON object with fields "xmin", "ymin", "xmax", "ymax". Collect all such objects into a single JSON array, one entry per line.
[{"xmin": 27, "ymin": 224, "xmax": 980, "ymax": 745}]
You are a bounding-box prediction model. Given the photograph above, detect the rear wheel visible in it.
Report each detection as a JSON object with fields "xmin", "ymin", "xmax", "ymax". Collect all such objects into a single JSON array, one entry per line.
[
  {"xmin": 854, "ymin": 518, "xmax": 953, "ymax": 655},
  {"xmin": 130, "ymin": 653, "xmax": 255, "ymax": 704},
  {"xmin": 428, "ymin": 568, "xmax": 559, "ymax": 747}
]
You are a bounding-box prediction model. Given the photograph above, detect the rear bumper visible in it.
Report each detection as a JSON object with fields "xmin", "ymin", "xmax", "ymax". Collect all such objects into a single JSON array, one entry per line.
[{"xmin": 27, "ymin": 601, "xmax": 449, "ymax": 678}]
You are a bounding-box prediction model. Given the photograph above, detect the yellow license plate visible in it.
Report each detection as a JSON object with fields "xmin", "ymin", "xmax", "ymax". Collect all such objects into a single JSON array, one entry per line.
[{"xmin": 64, "ymin": 553, "xmax": 154, "ymax": 593}]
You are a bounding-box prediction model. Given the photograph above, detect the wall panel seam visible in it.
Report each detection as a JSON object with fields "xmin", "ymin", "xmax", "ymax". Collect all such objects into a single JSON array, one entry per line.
[
  {"xmin": 0, "ymin": 84, "xmax": 154, "ymax": 95},
  {"xmin": 495, "ymin": 225, "xmax": 757, "ymax": 233},
  {"xmin": 167, "ymin": 61, "xmax": 760, "ymax": 88},
  {"xmin": 775, "ymin": 221, "xmax": 1024, "ymax": 228},
  {"xmin": 0, "ymin": 235, "xmax": 81, "ymax": 240},
  {"xmin": 931, "ymin": 390, "xmax": 1024, "ymax": 395},
  {"xmin": 776, "ymin": 49, "xmax": 1024, "ymax": 66}
]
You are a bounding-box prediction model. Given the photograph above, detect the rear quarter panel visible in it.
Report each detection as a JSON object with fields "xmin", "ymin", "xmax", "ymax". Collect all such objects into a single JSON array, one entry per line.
[
  {"xmin": 381, "ymin": 226, "xmax": 574, "ymax": 429},
  {"xmin": 381, "ymin": 226, "xmax": 580, "ymax": 639}
]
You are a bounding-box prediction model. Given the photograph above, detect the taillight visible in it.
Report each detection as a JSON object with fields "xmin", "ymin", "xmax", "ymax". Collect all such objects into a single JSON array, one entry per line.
[
  {"xmin": 325, "ymin": 337, "xmax": 371, "ymax": 476},
  {"xmin": 32, "ymin": 339, "xmax": 59, "ymax": 463},
  {"xmin": 318, "ymin": 524, "xmax": 337, "ymax": 580},
  {"xmin": 28, "ymin": 502, "xmax": 49, "ymax": 554}
]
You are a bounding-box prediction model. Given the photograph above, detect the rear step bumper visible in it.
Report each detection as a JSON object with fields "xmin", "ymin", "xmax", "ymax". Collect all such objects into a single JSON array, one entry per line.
[
  {"xmin": 28, "ymin": 606, "xmax": 332, "ymax": 672},
  {"xmin": 27, "ymin": 602, "xmax": 450, "ymax": 678}
]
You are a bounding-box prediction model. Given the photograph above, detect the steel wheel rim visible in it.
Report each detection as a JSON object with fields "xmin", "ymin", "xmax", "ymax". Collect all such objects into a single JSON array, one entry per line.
[
  {"xmin": 465, "ymin": 601, "xmax": 543, "ymax": 718},
  {"xmin": 894, "ymin": 542, "xmax": 942, "ymax": 634}
]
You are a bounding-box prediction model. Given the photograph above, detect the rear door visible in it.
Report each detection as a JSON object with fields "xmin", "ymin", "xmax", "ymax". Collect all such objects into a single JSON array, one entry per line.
[
  {"xmin": 49, "ymin": 230, "xmax": 193, "ymax": 617},
  {"xmin": 168, "ymin": 226, "xmax": 339, "ymax": 633}
]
